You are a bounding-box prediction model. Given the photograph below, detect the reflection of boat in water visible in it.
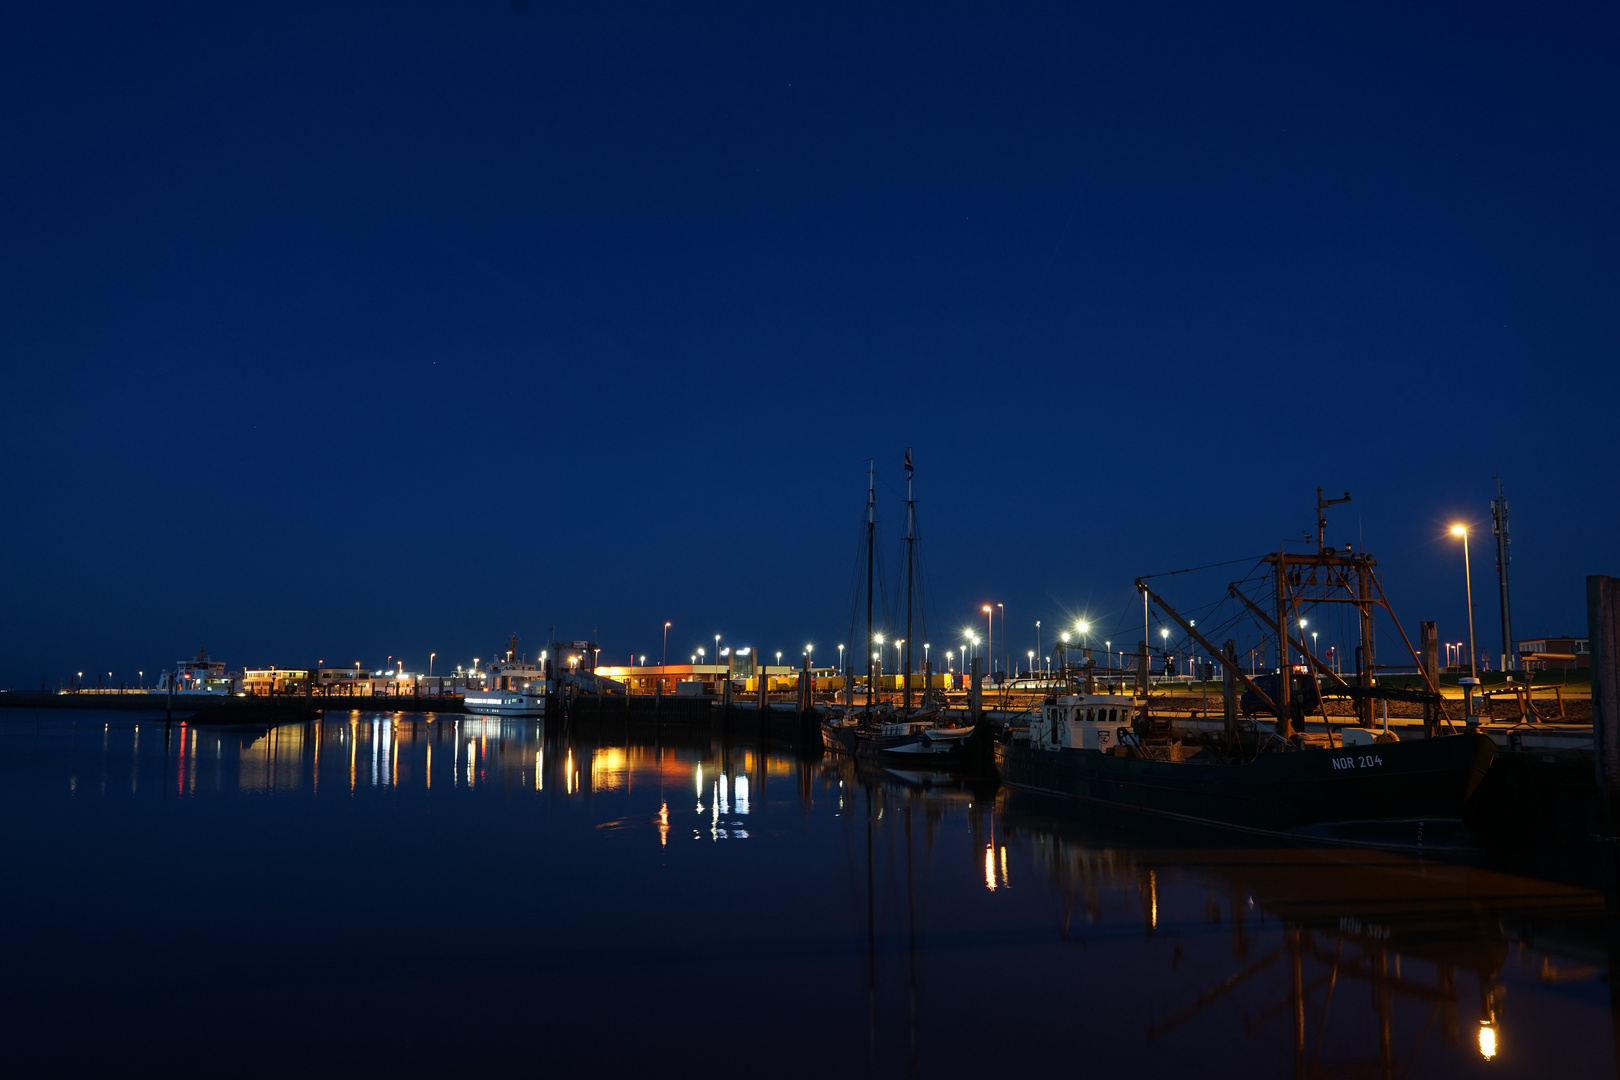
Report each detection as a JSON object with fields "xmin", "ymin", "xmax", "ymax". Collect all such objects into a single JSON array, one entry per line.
[
  {"xmin": 462, "ymin": 635, "xmax": 548, "ymax": 717},
  {"xmin": 1003, "ymin": 801, "xmax": 1608, "ymax": 1071}
]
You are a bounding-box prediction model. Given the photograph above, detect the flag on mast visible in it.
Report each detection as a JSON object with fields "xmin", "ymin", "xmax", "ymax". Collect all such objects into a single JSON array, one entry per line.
[{"xmin": 904, "ymin": 447, "xmax": 913, "ymax": 480}]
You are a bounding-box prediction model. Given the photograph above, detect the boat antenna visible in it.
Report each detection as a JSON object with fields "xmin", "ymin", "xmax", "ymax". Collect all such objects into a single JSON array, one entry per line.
[{"xmin": 1316, "ymin": 487, "xmax": 1351, "ymax": 553}]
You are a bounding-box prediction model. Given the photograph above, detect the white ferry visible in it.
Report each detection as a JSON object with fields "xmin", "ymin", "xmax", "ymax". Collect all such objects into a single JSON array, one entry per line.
[
  {"xmin": 462, "ymin": 637, "xmax": 548, "ymax": 717},
  {"xmin": 156, "ymin": 649, "xmax": 237, "ymax": 696}
]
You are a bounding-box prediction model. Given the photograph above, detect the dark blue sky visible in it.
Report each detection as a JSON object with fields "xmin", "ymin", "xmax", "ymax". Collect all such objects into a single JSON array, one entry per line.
[{"xmin": 2, "ymin": 1, "xmax": 1615, "ymax": 687}]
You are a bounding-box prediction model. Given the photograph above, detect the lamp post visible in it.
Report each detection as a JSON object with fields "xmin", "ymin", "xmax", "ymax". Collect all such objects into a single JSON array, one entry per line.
[
  {"xmin": 981, "ymin": 606, "xmax": 993, "ymax": 679},
  {"xmin": 838, "ymin": 643, "xmax": 845, "ymax": 674},
  {"xmin": 429, "ymin": 652, "xmax": 436, "ymax": 677},
  {"xmin": 1035, "ymin": 621, "xmax": 1041, "ymax": 663},
  {"xmin": 1027, "ymin": 650, "xmax": 1035, "ymax": 677},
  {"xmin": 1160, "ymin": 627, "xmax": 1169, "ymax": 682},
  {"xmin": 1451, "ymin": 524, "xmax": 1480, "ymax": 723},
  {"xmin": 997, "ymin": 603, "xmax": 1005, "ymax": 676},
  {"xmin": 662, "ymin": 622, "xmax": 671, "ymax": 668}
]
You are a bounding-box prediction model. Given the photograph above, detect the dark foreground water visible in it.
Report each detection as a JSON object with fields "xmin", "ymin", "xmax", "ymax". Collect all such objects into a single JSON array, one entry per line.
[{"xmin": 2, "ymin": 709, "xmax": 1617, "ymax": 1078}]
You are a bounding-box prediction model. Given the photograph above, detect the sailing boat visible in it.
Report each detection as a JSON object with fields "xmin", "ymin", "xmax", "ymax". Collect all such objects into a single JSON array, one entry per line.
[{"xmin": 823, "ymin": 451, "xmax": 974, "ymax": 757}]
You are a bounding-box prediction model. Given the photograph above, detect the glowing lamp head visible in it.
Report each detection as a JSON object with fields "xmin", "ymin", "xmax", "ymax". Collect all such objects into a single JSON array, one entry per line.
[
  {"xmin": 1076, "ymin": 621, "xmax": 1089, "ymax": 634},
  {"xmin": 1160, "ymin": 628, "xmax": 1170, "ymax": 640},
  {"xmin": 1450, "ymin": 524, "xmax": 1467, "ymax": 536}
]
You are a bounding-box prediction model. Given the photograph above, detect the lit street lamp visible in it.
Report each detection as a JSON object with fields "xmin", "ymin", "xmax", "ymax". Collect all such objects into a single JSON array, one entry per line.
[
  {"xmin": 1451, "ymin": 524, "xmax": 1480, "ymax": 722},
  {"xmin": 982, "ymin": 606, "xmax": 993, "ymax": 677},
  {"xmin": 663, "ymin": 622, "xmax": 672, "ymax": 668},
  {"xmin": 429, "ymin": 652, "xmax": 436, "ymax": 677}
]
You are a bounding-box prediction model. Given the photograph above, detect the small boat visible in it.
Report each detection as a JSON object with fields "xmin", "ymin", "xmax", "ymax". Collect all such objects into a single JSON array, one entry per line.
[{"xmin": 462, "ymin": 635, "xmax": 548, "ymax": 717}]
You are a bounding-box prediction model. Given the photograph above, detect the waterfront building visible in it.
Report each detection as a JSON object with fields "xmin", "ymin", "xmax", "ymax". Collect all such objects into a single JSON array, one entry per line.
[
  {"xmin": 243, "ymin": 667, "xmax": 310, "ymax": 695},
  {"xmin": 1515, "ymin": 636, "xmax": 1591, "ymax": 672}
]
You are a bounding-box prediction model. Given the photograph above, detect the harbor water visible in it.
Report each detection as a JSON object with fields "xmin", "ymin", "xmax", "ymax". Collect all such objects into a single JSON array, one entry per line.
[{"xmin": 1, "ymin": 707, "xmax": 1615, "ymax": 1077}]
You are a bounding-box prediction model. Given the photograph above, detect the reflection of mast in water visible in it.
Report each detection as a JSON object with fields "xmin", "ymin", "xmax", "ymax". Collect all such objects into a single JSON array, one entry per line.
[
  {"xmin": 1022, "ymin": 830, "xmax": 1544, "ymax": 1075},
  {"xmin": 866, "ymin": 778, "xmax": 876, "ymax": 1056}
]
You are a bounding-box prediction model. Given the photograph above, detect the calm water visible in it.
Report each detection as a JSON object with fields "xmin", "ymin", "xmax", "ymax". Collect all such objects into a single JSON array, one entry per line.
[{"xmin": 1, "ymin": 708, "xmax": 1616, "ymax": 1078}]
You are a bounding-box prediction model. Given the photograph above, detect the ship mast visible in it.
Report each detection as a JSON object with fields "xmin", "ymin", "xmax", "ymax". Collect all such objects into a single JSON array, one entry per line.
[
  {"xmin": 903, "ymin": 448, "xmax": 915, "ymax": 716},
  {"xmin": 866, "ymin": 460, "xmax": 876, "ymax": 714}
]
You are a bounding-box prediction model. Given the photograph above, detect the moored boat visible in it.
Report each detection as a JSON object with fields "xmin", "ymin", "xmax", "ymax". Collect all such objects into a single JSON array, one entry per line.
[
  {"xmin": 996, "ymin": 693, "xmax": 1495, "ymax": 843},
  {"xmin": 463, "ymin": 635, "xmax": 548, "ymax": 717}
]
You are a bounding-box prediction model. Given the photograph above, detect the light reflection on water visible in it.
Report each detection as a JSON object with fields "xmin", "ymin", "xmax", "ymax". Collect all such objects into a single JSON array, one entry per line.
[{"xmin": 0, "ymin": 708, "xmax": 1616, "ymax": 1077}]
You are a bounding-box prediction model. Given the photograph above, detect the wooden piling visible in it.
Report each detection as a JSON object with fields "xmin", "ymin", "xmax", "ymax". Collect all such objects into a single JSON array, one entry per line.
[{"xmin": 1589, "ymin": 575, "xmax": 1619, "ymax": 832}]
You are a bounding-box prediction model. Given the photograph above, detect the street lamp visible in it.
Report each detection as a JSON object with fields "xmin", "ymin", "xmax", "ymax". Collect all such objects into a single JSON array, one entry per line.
[
  {"xmin": 697, "ymin": 648, "xmax": 705, "ymax": 664},
  {"xmin": 997, "ymin": 603, "xmax": 1005, "ymax": 674},
  {"xmin": 429, "ymin": 652, "xmax": 436, "ymax": 677},
  {"xmin": 838, "ymin": 643, "xmax": 845, "ymax": 673},
  {"xmin": 1451, "ymin": 524, "xmax": 1480, "ymax": 722},
  {"xmin": 663, "ymin": 622, "xmax": 672, "ymax": 667},
  {"xmin": 1035, "ymin": 621, "xmax": 1041, "ymax": 661},
  {"xmin": 1027, "ymin": 650, "xmax": 1035, "ymax": 676},
  {"xmin": 776, "ymin": 650, "xmax": 783, "ymax": 666},
  {"xmin": 1077, "ymin": 620, "xmax": 1089, "ymax": 650},
  {"xmin": 982, "ymin": 606, "xmax": 993, "ymax": 676}
]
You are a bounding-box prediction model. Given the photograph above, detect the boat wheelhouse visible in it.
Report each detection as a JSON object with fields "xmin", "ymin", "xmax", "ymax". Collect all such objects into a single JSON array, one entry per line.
[{"xmin": 1028, "ymin": 694, "xmax": 1138, "ymax": 753}]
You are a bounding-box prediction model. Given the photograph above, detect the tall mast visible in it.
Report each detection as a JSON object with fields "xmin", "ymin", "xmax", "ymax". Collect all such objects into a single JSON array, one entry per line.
[
  {"xmin": 903, "ymin": 448, "xmax": 915, "ymax": 715},
  {"xmin": 1491, "ymin": 477, "xmax": 1514, "ymax": 672},
  {"xmin": 866, "ymin": 459, "xmax": 875, "ymax": 712}
]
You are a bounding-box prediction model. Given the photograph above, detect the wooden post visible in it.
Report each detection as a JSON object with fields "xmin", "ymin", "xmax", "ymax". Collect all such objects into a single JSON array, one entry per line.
[
  {"xmin": 1420, "ymin": 621, "xmax": 1439, "ymax": 738},
  {"xmin": 1587, "ymin": 576, "xmax": 1619, "ymax": 832},
  {"xmin": 970, "ymin": 657, "xmax": 983, "ymax": 723},
  {"xmin": 799, "ymin": 652, "xmax": 811, "ymax": 713},
  {"xmin": 1223, "ymin": 639, "xmax": 1238, "ymax": 745}
]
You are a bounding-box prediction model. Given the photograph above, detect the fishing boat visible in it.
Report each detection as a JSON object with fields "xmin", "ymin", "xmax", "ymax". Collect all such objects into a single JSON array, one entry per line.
[
  {"xmin": 462, "ymin": 635, "xmax": 548, "ymax": 717},
  {"xmin": 995, "ymin": 493, "xmax": 1498, "ymax": 846}
]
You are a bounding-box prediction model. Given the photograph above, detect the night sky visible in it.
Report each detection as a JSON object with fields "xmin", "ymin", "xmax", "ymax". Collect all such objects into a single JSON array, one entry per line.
[{"xmin": 2, "ymin": 1, "xmax": 1615, "ymax": 688}]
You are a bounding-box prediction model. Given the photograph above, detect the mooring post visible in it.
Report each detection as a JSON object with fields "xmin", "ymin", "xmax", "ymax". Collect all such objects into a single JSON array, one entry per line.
[
  {"xmin": 1223, "ymin": 639, "xmax": 1238, "ymax": 745},
  {"xmin": 654, "ymin": 680, "xmax": 663, "ymax": 726},
  {"xmin": 166, "ymin": 670, "xmax": 173, "ymax": 722},
  {"xmin": 798, "ymin": 652, "xmax": 811, "ymax": 712},
  {"xmin": 758, "ymin": 665, "xmax": 768, "ymax": 712},
  {"xmin": 1420, "ymin": 620, "xmax": 1439, "ymax": 738},
  {"xmin": 970, "ymin": 657, "xmax": 982, "ymax": 724},
  {"xmin": 1588, "ymin": 575, "xmax": 1619, "ymax": 833}
]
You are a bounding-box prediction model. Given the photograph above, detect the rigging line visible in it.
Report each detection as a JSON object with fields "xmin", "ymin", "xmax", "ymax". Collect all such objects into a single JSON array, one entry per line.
[{"xmin": 1139, "ymin": 555, "xmax": 1269, "ymax": 581}]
